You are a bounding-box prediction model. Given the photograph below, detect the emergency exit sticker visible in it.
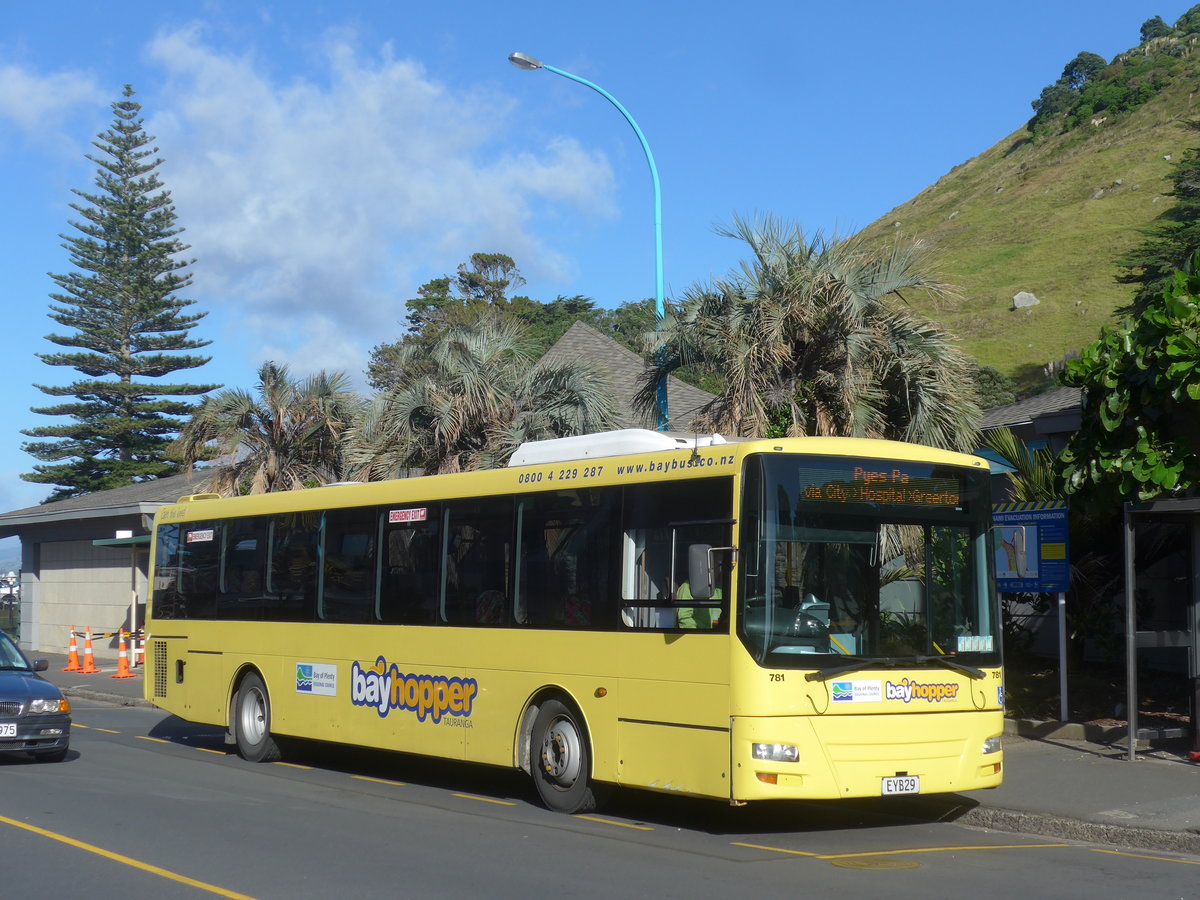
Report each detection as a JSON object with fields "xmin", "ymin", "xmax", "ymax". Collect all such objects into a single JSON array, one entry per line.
[{"xmin": 389, "ymin": 508, "xmax": 427, "ymax": 523}]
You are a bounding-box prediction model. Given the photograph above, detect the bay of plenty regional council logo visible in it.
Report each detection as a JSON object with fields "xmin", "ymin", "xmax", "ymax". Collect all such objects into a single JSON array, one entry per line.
[{"xmin": 830, "ymin": 680, "xmax": 882, "ymax": 702}]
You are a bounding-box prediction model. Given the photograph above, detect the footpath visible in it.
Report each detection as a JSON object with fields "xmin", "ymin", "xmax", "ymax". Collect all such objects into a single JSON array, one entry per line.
[{"xmin": 36, "ymin": 650, "xmax": 1200, "ymax": 855}]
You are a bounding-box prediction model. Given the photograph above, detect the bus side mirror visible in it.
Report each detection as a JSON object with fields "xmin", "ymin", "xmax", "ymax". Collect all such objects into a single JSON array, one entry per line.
[{"xmin": 687, "ymin": 544, "xmax": 714, "ymax": 600}]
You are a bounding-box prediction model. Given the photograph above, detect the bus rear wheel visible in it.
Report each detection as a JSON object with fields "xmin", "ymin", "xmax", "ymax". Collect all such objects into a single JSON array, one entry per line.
[
  {"xmin": 234, "ymin": 672, "xmax": 281, "ymax": 763},
  {"xmin": 531, "ymin": 699, "xmax": 597, "ymax": 813}
]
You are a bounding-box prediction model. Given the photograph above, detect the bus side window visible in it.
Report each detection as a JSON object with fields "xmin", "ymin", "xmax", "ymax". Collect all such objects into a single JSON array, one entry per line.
[
  {"xmin": 379, "ymin": 508, "xmax": 440, "ymax": 625},
  {"xmin": 321, "ymin": 509, "xmax": 377, "ymax": 624},
  {"xmin": 619, "ymin": 478, "xmax": 732, "ymax": 630},
  {"xmin": 179, "ymin": 522, "xmax": 220, "ymax": 619},
  {"xmin": 218, "ymin": 517, "xmax": 269, "ymax": 621},
  {"xmin": 152, "ymin": 523, "xmax": 184, "ymax": 619},
  {"xmin": 516, "ymin": 488, "xmax": 616, "ymax": 629},
  {"xmin": 441, "ymin": 498, "xmax": 513, "ymax": 626},
  {"xmin": 267, "ymin": 514, "xmax": 319, "ymax": 622}
]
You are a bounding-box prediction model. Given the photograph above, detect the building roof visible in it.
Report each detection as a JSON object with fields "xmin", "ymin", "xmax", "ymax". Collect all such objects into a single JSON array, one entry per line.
[
  {"xmin": 982, "ymin": 386, "xmax": 1082, "ymax": 430},
  {"xmin": 0, "ymin": 470, "xmax": 212, "ymax": 536},
  {"xmin": 541, "ymin": 321, "xmax": 716, "ymax": 431}
]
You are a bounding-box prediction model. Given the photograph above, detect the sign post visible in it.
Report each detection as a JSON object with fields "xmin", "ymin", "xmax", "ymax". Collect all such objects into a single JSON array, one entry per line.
[{"xmin": 993, "ymin": 501, "xmax": 1070, "ymax": 720}]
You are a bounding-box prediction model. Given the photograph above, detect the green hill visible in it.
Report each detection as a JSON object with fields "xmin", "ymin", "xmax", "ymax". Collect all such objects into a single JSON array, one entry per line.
[{"xmin": 858, "ymin": 31, "xmax": 1200, "ymax": 388}]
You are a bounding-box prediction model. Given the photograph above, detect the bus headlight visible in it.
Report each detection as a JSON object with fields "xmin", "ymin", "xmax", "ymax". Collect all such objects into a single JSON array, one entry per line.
[
  {"xmin": 982, "ymin": 736, "xmax": 1002, "ymax": 755},
  {"xmin": 752, "ymin": 743, "xmax": 799, "ymax": 763}
]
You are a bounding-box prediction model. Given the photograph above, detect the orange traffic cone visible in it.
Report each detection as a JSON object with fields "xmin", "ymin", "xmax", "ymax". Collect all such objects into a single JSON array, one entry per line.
[
  {"xmin": 79, "ymin": 626, "xmax": 102, "ymax": 674},
  {"xmin": 111, "ymin": 629, "xmax": 136, "ymax": 679},
  {"xmin": 132, "ymin": 633, "xmax": 144, "ymax": 667},
  {"xmin": 61, "ymin": 625, "xmax": 80, "ymax": 672}
]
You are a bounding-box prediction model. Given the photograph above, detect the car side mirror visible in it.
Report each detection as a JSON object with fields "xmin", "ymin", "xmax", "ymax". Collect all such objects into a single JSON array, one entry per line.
[
  {"xmin": 687, "ymin": 544, "xmax": 714, "ymax": 600},
  {"xmin": 33, "ymin": 659, "xmax": 48, "ymax": 672}
]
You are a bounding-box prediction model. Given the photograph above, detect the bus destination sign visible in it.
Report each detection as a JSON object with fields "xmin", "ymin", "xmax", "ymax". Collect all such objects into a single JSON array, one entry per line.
[{"xmin": 800, "ymin": 464, "xmax": 962, "ymax": 508}]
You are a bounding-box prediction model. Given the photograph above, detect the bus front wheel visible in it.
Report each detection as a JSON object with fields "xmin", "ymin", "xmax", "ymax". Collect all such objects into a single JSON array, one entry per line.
[
  {"xmin": 531, "ymin": 699, "xmax": 597, "ymax": 813},
  {"xmin": 234, "ymin": 672, "xmax": 281, "ymax": 763}
]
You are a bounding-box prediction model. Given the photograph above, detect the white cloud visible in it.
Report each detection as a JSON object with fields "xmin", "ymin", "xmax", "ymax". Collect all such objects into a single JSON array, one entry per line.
[
  {"xmin": 0, "ymin": 63, "xmax": 103, "ymax": 138},
  {"xmin": 143, "ymin": 25, "xmax": 616, "ymax": 379}
]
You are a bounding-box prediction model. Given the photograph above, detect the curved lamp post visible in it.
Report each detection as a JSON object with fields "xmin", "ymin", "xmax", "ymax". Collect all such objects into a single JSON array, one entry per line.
[{"xmin": 508, "ymin": 51, "xmax": 668, "ymax": 431}]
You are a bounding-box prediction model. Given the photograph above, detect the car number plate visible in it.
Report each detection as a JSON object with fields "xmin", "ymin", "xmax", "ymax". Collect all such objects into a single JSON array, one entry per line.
[
  {"xmin": 0, "ymin": 723, "xmax": 16, "ymax": 738},
  {"xmin": 881, "ymin": 775, "xmax": 920, "ymax": 795}
]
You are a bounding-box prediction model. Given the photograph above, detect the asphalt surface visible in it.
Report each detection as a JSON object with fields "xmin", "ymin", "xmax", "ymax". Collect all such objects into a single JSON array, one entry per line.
[{"xmin": 33, "ymin": 649, "xmax": 1200, "ymax": 855}]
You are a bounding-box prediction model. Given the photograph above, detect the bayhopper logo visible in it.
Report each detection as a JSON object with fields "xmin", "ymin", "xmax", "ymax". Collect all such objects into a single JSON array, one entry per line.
[
  {"xmin": 350, "ymin": 655, "xmax": 478, "ymax": 723},
  {"xmin": 885, "ymin": 679, "xmax": 960, "ymax": 703}
]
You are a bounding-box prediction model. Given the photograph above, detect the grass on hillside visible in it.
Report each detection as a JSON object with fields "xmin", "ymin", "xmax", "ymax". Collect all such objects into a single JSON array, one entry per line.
[{"xmin": 859, "ymin": 75, "xmax": 1200, "ymax": 388}]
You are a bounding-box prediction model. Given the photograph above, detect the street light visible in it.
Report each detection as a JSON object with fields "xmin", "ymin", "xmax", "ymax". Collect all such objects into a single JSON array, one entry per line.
[{"xmin": 508, "ymin": 51, "xmax": 668, "ymax": 431}]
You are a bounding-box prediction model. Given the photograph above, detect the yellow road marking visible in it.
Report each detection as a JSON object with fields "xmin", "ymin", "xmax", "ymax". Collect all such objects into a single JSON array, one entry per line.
[
  {"xmin": 733, "ymin": 841, "xmax": 1067, "ymax": 859},
  {"xmin": 817, "ymin": 843, "xmax": 1068, "ymax": 860},
  {"xmin": 93, "ymin": 728, "xmax": 121, "ymax": 734},
  {"xmin": 0, "ymin": 814, "xmax": 260, "ymax": 900},
  {"xmin": 193, "ymin": 747, "xmax": 226, "ymax": 755},
  {"xmin": 732, "ymin": 842, "xmax": 822, "ymax": 857},
  {"xmin": 72, "ymin": 724, "xmax": 90, "ymax": 730},
  {"xmin": 575, "ymin": 815, "xmax": 653, "ymax": 831},
  {"xmin": 271, "ymin": 761, "xmax": 312, "ymax": 770},
  {"xmin": 1092, "ymin": 848, "xmax": 1200, "ymax": 866},
  {"xmin": 453, "ymin": 793, "xmax": 516, "ymax": 806},
  {"xmin": 352, "ymin": 775, "xmax": 406, "ymax": 787},
  {"xmin": 136, "ymin": 737, "xmax": 169, "ymax": 744}
]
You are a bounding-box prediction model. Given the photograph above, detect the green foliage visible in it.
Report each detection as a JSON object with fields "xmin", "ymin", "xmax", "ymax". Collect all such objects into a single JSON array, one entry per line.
[
  {"xmin": 638, "ymin": 214, "xmax": 982, "ymax": 449},
  {"xmin": 21, "ymin": 86, "xmax": 217, "ymax": 501},
  {"xmin": 1029, "ymin": 40, "xmax": 1183, "ymax": 139},
  {"xmin": 596, "ymin": 298, "xmax": 656, "ymax": 354},
  {"xmin": 1118, "ymin": 127, "xmax": 1200, "ymax": 310},
  {"xmin": 1062, "ymin": 51, "xmax": 1107, "ymax": 90},
  {"xmin": 1060, "ymin": 258, "xmax": 1200, "ymax": 502},
  {"xmin": 1140, "ymin": 15, "xmax": 1172, "ymax": 42},
  {"xmin": 1176, "ymin": 4, "xmax": 1200, "ymax": 33},
  {"xmin": 403, "ymin": 252, "xmax": 526, "ymax": 332},
  {"xmin": 368, "ymin": 253, "xmax": 692, "ymax": 397},
  {"xmin": 971, "ymin": 363, "xmax": 1018, "ymax": 409},
  {"xmin": 350, "ymin": 311, "xmax": 618, "ymax": 477},
  {"xmin": 983, "ymin": 427, "xmax": 1061, "ymax": 501},
  {"xmin": 370, "ymin": 255, "xmax": 608, "ymax": 391},
  {"xmin": 171, "ymin": 362, "xmax": 360, "ymax": 495}
]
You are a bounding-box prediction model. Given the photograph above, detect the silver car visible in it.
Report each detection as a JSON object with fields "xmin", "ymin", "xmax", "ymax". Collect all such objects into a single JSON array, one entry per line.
[{"xmin": 0, "ymin": 632, "xmax": 71, "ymax": 762}]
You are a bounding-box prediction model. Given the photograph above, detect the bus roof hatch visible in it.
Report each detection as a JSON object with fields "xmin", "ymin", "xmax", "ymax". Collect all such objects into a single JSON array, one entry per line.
[{"xmin": 508, "ymin": 429, "xmax": 732, "ymax": 467}]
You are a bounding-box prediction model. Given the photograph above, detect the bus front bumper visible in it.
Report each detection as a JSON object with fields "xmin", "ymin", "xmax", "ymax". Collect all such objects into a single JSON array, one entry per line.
[{"xmin": 730, "ymin": 710, "xmax": 1004, "ymax": 802}]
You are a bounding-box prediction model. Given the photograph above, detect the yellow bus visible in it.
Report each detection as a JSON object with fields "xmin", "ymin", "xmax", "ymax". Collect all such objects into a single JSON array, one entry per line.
[{"xmin": 145, "ymin": 429, "xmax": 1003, "ymax": 812}]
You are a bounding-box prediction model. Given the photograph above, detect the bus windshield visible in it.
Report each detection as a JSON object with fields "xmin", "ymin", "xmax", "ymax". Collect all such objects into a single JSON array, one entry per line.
[{"xmin": 738, "ymin": 454, "xmax": 998, "ymax": 671}]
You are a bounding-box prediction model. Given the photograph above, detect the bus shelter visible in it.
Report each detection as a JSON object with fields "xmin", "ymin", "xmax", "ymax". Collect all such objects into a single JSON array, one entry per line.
[{"xmin": 1122, "ymin": 497, "xmax": 1200, "ymax": 762}]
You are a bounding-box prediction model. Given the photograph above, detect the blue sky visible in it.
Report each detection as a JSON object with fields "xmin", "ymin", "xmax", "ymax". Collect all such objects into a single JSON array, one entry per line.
[{"xmin": 0, "ymin": 0, "xmax": 1191, "ymax": 527}]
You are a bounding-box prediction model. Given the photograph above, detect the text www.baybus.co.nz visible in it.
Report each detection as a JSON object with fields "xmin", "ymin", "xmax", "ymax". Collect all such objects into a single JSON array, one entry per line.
[{"xmin": 616, "ymin": 455, "xmax": 736, "ymax": 476}]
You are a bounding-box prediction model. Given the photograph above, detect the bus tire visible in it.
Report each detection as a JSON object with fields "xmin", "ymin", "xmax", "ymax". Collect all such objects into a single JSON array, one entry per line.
[
  {"xmin": 234, "ymin": 672, "xmax": 281, "ymax": 763},
  {"xmin": 530, "ymin": 698, "xmax": 596, "ymax": 813}
]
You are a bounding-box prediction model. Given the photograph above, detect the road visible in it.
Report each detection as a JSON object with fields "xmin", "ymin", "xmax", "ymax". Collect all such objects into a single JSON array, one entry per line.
[{"xmin": 2, "ymin": 696, "xmax": 1199, "ymax": 899}]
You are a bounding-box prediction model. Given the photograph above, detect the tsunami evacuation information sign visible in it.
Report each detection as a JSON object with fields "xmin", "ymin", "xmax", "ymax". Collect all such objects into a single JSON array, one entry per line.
[{"xmin": 991, "ymin": 500, "xmax": 1069, "ymax": 593}]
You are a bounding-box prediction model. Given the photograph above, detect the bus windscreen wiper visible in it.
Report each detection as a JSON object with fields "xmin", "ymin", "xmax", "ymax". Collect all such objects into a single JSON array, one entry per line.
[
  {"xmin": 805, "ymin": 654, "xmax": 985, "ymax": 683},
  {"xmin": 895, "ymin": 655, "xmax": 986, "ymax": 680},
  {"xmin": 804, "ymin": 656, "xmax": 874, "ymax": 682}
]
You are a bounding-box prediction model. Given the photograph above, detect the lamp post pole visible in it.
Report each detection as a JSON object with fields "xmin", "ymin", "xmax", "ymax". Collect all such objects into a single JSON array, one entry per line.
[{"xmin": 508, "ymin": 52, "xmax": 668, "ymax": 431}]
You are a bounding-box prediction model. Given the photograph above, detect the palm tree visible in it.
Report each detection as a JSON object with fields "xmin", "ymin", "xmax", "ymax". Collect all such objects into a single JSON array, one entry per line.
[
  {"xmin": 983, "ymin": 426, "xmax": 1060, "ymax": 502},
  {"xmin": 637, "ymin": 214, "xmax": 981, "ymax": 450},
  {"xmin": 348, "ymin": 312, "xmax": 619, "ymax": 477},
  {"xmin": 171, "ymin": 361, "xmax": 361, "ymax": 495}
]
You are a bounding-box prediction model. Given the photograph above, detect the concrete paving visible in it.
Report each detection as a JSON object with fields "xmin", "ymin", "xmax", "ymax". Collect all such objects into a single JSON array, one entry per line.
[{"xmin": 31, "ymin": 649, "xmax": 1200, "ymax": 854}]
